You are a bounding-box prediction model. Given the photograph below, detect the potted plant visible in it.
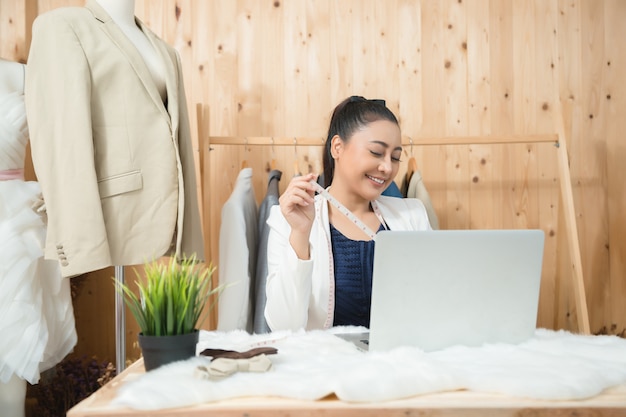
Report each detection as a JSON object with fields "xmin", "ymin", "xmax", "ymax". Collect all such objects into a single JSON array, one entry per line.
[{"xmin": 116, "ymin": 254, "xmax": 221, "ymax": 371}]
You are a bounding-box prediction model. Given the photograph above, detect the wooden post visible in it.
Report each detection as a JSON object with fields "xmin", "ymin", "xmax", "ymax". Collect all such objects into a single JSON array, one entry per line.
[{"xmin": 554, "ymin": 105, "xmax": 591, "ymax": 334}]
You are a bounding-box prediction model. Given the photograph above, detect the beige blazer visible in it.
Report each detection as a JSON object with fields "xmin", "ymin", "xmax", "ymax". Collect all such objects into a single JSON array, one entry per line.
[{"xmin": 25, "ymin": 0, "xmax": 204, "ymax": 277}]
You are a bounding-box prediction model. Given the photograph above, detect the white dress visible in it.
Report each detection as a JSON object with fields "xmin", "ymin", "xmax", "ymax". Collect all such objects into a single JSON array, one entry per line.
[{"xmin": 0, "ymin": 90, "xmax": 77, "ymax": 384}]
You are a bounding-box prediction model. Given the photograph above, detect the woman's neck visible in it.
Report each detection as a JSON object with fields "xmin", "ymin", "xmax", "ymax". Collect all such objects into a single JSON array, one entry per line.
[
  {"xmin": 328, "ymin": 183, "xmax": 372, "ymax": 216},
  {"xmin": 96, "ymin": 0, "xmax": 137, "ymax": 28}
]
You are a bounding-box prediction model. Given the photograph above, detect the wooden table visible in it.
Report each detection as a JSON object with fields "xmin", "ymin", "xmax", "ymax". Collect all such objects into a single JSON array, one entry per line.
[{"xmin": 67, "ymin": 358, "xmax": 626, "ymax": 417}]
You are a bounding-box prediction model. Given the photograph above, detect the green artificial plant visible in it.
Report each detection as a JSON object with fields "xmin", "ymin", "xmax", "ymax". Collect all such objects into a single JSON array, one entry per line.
[{"xmin": 116, "ymin": 255, "xmax": 220, "ymax": 336}]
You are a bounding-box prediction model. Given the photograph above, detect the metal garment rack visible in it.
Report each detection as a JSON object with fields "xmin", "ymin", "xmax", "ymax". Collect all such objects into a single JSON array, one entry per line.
[
  {"xmin": 196, "ymin": 104, "xmax": 590, "ymax": 334},
  {"xmin": 115, "ymin": 266, "xmax": 126, "ymax": 373}
]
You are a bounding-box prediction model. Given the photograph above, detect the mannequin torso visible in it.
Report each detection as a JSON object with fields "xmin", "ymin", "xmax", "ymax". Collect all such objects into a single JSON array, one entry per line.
[{"xmin": 95, "ymin": 0, "xmax": 167, "ymax": 101}]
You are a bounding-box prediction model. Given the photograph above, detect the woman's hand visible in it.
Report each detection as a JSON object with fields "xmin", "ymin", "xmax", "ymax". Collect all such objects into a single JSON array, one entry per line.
[{"xmin": 279, "ymin": 173, "xmax": 317, "ymax": 259}]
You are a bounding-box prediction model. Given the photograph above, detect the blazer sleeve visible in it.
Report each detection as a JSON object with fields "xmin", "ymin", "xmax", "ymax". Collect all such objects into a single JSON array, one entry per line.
[
  {"xmin": 264, "ymin": 205, "xmax": 315, "ymax": 331},
  {"xmin": 25, "ymin": 12, "xmax": 112, "ymax": 277},
  {"xmin": 173, "ymin": 50, "xmax": 205, "ymax": 261}
]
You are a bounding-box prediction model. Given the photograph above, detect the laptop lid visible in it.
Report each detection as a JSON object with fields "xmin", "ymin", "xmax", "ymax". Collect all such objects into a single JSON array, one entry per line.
[{"xmin": 368, "ymin": 229, "xmax": 545, "ymax": 352}]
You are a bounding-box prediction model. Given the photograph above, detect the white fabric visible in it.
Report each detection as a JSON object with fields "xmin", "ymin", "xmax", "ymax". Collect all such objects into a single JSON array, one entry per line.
[
  {"xmin": 217, "ymin": 168, "xmax": 258, "ymax": 332},
  {"xmin": 265, "ymin": 194, "xmax": 431, "ymax": 331},
  {"xmin": 112, "ymin": 328, "xmax": 626, "ymax": 410},
  {"xmin": 0, "ymin": 91, "xmax": 76, "ymax": 384}
]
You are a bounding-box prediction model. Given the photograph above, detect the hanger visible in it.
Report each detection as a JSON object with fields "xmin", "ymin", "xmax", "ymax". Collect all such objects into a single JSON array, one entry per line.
[
  {"xmin": 241, "ymin": 137, "xmax": 249, "ymax": 169},
  {"xmin": 293, "ymin": 137, "xmax": 301, "ymax": 176},
  {"xmin": 270, "ymin": 137, "xmax": 277, "ymax": 170},
  {"xmin": 405, "ymin": 137, "xmax": 417, "ymax": 184}
]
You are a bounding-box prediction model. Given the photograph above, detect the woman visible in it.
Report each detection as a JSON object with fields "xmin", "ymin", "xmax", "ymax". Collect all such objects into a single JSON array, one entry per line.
[{"xmin": 265, "ymin": 96, "xmax": 431, "ymax": 331}]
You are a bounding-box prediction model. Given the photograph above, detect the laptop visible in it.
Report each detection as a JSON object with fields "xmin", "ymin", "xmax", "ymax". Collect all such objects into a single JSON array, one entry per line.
[{"xmin": 342, "ymin": 229, "xmax": 545, "ymax": 352}]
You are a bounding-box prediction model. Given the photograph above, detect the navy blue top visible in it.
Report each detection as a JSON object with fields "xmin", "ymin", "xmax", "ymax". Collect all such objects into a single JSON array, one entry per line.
[
  {"xmin": 381, "ymin": 180, "xmax": 403, "ymax": 198},
  {"xmin": 330, "ymin": 223, "xmax": 384, "ymax": 328}
]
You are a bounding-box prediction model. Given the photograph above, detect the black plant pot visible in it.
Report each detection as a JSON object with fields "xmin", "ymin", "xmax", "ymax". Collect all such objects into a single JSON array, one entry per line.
[{"xmin": 138, "ymin": 330, "xmax": 199, "ymax": 371}]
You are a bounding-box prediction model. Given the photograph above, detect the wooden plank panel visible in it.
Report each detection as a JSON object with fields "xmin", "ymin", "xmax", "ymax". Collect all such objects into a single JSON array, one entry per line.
[
  {"xmin": 189, "ymin": 0, "xmax": 212, "ymax": 115},
  {"xmin": 442, "ymin": 0, "xmax": 470, "ymax": 230},
  {"xmin": 511, "ymin": 0, "xmax": 537, "ymax": 229},
  {"xmin": 261, "ymin": 0, "xmax": 285, "ymax": 136},
  {"xmin": 236, "ymin": 0, "xmax": 262, "ymax": 137},
  {"xmin": 283, "ymin": 0, "xmax": 308, "ymax": 136},
  {"xmin": 556, "ymin": 0, "xmax": 583, "ymax": 331},
  {"xmin": 577, "ymin": 0, "xmax": 610, "ymax": 334},
  {"xmin": 603, "ymin": 0, "xmax": 626, "ymax": 337},
  {"xmin": 397, "ymin": 0, "xmax": 422, "ymax": 137},
  {"xmin": 420, "ymin": 0, "xmax": 448, "ymax": 228},
  {"xmin": 533, "ymin": 0, "xmax": 560, "ymax": 330},
  {"xmin": 489, "ymin": 0, "xmax": 515, "ymax": 233},
  {"xmin": 374, "ymin": 0, "xmax": 399, "ymax": 111},
  {"xmin": 396, "ymin": 0, "xmax": 423, "ymax": 191},
  {"xmin": 350, "ymin": 0, "xmax": 376, "ymax": 98},
  {"xmin": 209, "ymin": 0, "xmax": 238, "ymax": 135},
  {"xmin": 0, "ymin": 0, "xmax": 25, "ymax": 62},
  {"xmin": 305, "ymin": 0, "xmax": 331, "ymax": 138},
  {"xmin": 329, "ymin": 0, "xmax": 354, "ymax": 107},
  {"xmin": 466, "ymin": 0, "xmax": 493, "ymax": 230}
]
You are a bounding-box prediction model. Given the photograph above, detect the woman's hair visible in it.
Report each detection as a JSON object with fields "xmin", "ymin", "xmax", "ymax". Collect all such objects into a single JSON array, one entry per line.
[{"xmin": 322, "ymin": 96, "xmax": 400, "ymax": 187}]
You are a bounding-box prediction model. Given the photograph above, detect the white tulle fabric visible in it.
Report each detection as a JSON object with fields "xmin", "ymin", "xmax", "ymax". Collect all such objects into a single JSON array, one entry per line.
[
  {"xmin": 112, "ymin": 327, "xmax": 626, "ymax": 410},
  {"xmin": 0, "ymin": 91, "xmax": 76, "ymax": 384}
]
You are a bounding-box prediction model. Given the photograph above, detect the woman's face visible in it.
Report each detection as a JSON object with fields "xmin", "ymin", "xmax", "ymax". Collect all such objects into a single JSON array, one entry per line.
[{"xmin": 331, "ymin": 119, "xmax": 402, "ymax": 201}]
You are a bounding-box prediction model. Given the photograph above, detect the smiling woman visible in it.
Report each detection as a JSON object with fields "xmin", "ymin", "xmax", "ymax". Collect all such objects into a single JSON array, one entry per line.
[{"xmin": 264, "ymin": 96, "xmax": 432, "ymax": 332}]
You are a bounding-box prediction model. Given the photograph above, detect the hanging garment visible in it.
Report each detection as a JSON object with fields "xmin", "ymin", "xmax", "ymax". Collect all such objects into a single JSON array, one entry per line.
[
  {"xmin": 253, "ymin": 169, "xmax": 282, "ymax": 334},
  {"xmin": 25, "ymin": 0, "xmax": 204, "ymax": 277},
  {"xmin": 403, "ymin": 170, "xmax": 439, "ymax": 230},
  {"xmin": 0, "ymin": 90, "xmax": 76, "ymax": 384},
  {"xmin": 218, "ymin": 168, "xmax": 258, "ymax": 332}
]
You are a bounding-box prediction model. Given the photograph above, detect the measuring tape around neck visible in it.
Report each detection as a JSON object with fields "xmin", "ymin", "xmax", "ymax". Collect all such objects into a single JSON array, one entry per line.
[{"xmin": 309, "ymin": 180, "xmax": 387, "ymax": 240}]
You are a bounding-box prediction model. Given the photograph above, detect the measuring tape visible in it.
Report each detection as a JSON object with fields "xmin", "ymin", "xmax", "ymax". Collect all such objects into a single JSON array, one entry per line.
[{"xmin": 309, "ymin": 181, "xmax": 387, "ymax": 240}]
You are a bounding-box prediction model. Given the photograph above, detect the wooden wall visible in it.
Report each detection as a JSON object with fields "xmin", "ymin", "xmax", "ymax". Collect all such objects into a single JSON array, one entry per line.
[{"xmin": 2, "ymin": 0, "xmax": 624, "ymax": 365}]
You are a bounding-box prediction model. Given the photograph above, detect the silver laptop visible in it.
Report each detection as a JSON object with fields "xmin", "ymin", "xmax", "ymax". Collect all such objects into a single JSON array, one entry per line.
[{"xmin": 361, "ymin": 229, "xmax": 545, "ymax": 352}]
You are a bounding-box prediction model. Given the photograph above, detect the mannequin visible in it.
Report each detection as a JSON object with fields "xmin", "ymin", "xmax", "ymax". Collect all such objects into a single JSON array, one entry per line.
[
  {"xmin": 95, "ymin": 0, "xmax": 166, "ymax": 102},
  {"xmin": 25, "ymin": 0, "xmax": 205, "ymax": 278},
  {"xmin": 0, "ymin": 58, "xmax": 77, "ymax": 417}
]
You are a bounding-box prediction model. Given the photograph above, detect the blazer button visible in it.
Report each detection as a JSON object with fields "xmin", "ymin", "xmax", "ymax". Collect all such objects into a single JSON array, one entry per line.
[
  {"xmin": 56, "ymin": 244, "xmax": 63, "ymax": 249},
  {"xmin": 61, "ymin": 260, "xmax": 69, "ymax": 267}
]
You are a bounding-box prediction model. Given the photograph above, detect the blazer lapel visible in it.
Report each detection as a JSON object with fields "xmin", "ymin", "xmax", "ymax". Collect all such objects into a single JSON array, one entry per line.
[
  {"xmin": 85, "ymin": 0, "xmax": 172, "ymax": 124},
  {"xmin": 139, "ymin": 21, "xmax": 180, "ymax": 133}
]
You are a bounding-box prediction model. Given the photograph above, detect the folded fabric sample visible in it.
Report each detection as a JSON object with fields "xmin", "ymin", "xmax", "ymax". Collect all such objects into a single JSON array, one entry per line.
[
  {"xmin": 195, "ymin": 354, "xmax": 274, "ymax": 379},
  {"xmin": 199, "ymin": 346, "xmax": 278, "ymax": 360}
]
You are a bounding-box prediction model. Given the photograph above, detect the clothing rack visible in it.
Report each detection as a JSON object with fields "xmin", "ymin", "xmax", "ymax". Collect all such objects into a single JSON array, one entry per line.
[{"xmin": 196, "ymin": 104, "xmax": 590, "ymax": 334}]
